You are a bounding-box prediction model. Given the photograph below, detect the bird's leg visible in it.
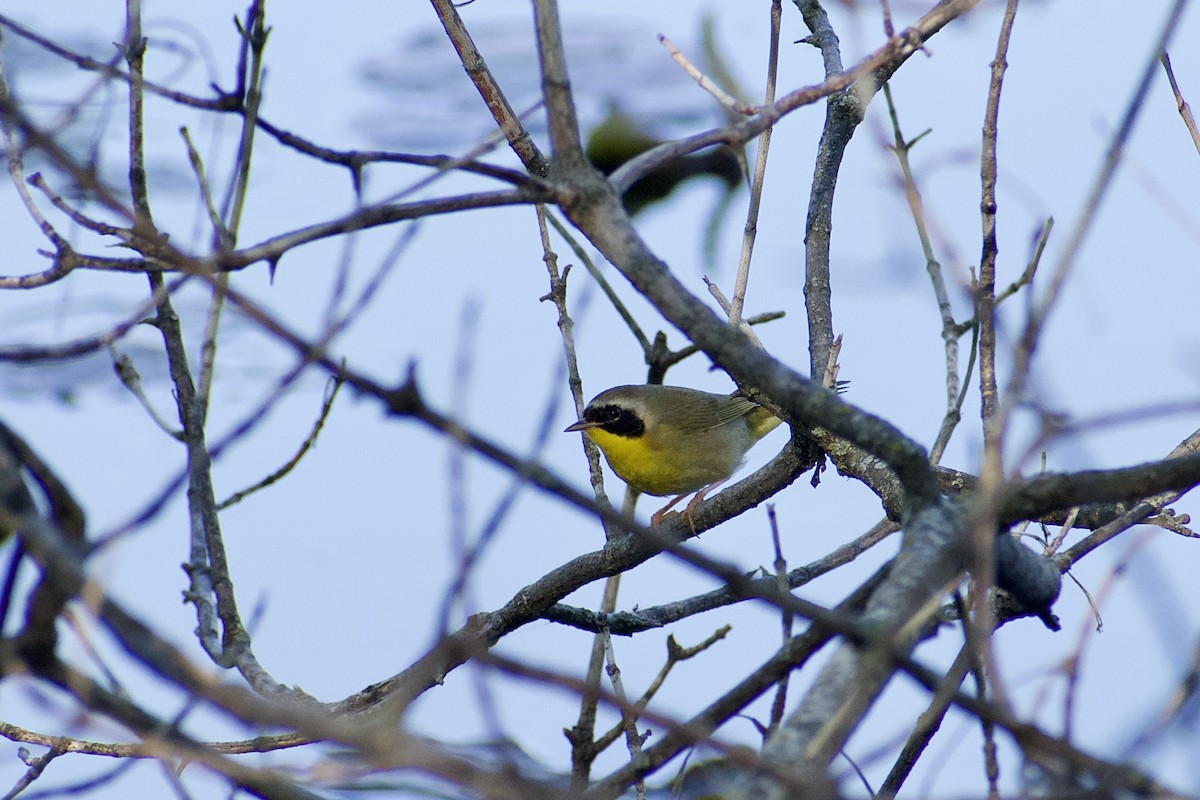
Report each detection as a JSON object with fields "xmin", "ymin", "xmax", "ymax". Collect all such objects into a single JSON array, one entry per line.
[
  {"xmin": 680, "ymin": 480, "xmax": 726, "ymax": 530},
  {"xmin": 650, "ymin": 493, "xmax": 689, "ymax": 527},
  {"xmin": 651, "ymin": 480, "xmax": 728, "ymax": 529}
]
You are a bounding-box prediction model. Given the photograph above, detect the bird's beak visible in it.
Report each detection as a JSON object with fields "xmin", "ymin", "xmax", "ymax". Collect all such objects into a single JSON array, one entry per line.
[{"xmin": 564, "ymin": 419, "xmax": 599, "ymax": 433}]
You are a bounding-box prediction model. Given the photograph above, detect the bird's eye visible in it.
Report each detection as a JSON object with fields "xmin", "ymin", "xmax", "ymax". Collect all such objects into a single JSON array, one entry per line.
[
  {"xmin": 585, "ymin": 404, "xmax": 644, "ymax": 437},
  {"xmin": 586, "ymin": 404, "xmax": 623, "ymax": 425}
]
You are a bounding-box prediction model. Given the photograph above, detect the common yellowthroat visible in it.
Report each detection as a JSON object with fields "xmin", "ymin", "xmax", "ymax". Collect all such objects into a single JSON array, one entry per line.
[{"xmin": 564, "ymin": 385, "xmax": 781, "ymax": 526}]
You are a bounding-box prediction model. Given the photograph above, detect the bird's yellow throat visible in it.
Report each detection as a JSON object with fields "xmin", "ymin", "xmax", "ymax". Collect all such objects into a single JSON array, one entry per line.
[{"xmin": 582, "ymin": 426, "xmax": 684, "ymax": 497}]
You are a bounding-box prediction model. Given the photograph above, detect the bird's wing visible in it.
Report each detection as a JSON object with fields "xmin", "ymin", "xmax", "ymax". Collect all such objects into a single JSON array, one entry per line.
[{"xmin": 698, "ymin": 395, "xmax": 758, "ymax": 431}]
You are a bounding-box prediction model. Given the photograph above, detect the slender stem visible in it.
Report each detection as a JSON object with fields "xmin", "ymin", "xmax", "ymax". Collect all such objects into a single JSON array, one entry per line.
[
  {"xmin": 1160, "ymin": 51, "xmax": 1200, "ymax": 155},
  {"xmin": 728, "ymin": 0, "xmax": 782, "ymax": 329},
  {"xmin": 532, "ymin": 0, "xmax": 586, "ymax": 169},
  {"xmin": 969, "ymin": 0, "xmax": 1023, "ymax": 724},
  {"xmin": 429, "ymin": 0, "xmax": 548, "ymax": 175},
  {"xmin": 882, "ymin": 84, "xmax": 963, "ymax": 466}
]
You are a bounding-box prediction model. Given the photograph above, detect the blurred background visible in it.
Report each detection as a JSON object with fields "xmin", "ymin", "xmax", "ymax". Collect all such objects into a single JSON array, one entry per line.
[{"xmin": 1, "ymin": 1, "xmax": 1199, "ymax": 797}]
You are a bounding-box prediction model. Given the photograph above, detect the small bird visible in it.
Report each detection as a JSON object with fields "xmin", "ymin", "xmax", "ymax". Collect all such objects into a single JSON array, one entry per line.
[
  {"xmin": 564, "ymin": 385, "xmax": 781, "ymax": 526},
  {"xmin": 585, "ymin": 109, "xmax": 743, "ymax": 215}
]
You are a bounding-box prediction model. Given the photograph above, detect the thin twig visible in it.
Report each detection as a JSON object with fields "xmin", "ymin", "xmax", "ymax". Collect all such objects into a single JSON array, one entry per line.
[
  {"xmin": 655, "ymin": 310, "xmax": 785, "ymax": 374},
  {"xmin": 1161, "ymin": 51, "xmax": 1200, "ymax": 155},
  {"xmin": 1, "ymin": 737, "xmax": 69, "ymax": 800},
  {"xmin": 995, "ymin": 217, "xmax": 1052, "ymax": 306},
  {"xmin": 1055, "ymin": 429, "xmax": 1200, "ymax": 569},
  {"xmin": 704, "ymin": 277, "xmax": 766, "ymax": 349},
  {"xmin": 728, "ymin": 0, "xmax": 782, "ymax": 329},
  {"xmin": 544, "ymin": 517, "xmax": 898, "ymax": 635},
  {"xmin": 876, "ymin": 645, "xmax": 974, "ymax": 799},
  {"xmin": 197, "ymin": 3, "xmax": 268, "ymax": 421},
  {"xmin": 594, "ymin": 627, "xmax": 732, "ymax": 754},
  {"xmin": 882, "ymin": 84, "xmax": 963, "ymax": 465},
  {"xmin": 659, "ymin": 33, "xmax": 758, "ymax": 116},
  {"xmin": 603, "ymin": 628, "xmax": 647, "ymax": 800},
  {"xmin": 966, "ymin": 0, "xmax": 1022, "ymax": 726},
  {"xmin": 216, "ymin": 374, "xmax": 344, "ymax": 509},
  {"xmin": 109, "ymin": 345, "xmax": 184, "ymax": 439},
  {"xmin": 429, "ymin": 0, "xmax": 547, "ymax": 175},
  {"xmin": 767, "ymin": 505, "xmax": 791, "ymax": 735},
  {"xmin": 546, "ymin": 211, "xmax": 651, "ymax": 356},
  {"xmin": 531, "ymin": 0, "xmax": 586, "ymax": 168},
  {"xmin": 180, "ymin": 127, "xmax": 225, "ymax": 239},
  {"xmin": 0, "ymin": 35, "xmax": 74, "ymax": 270},
  {"xmin": 538, "ymin": 204, "xmax": 628, "ymax": 788}
]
